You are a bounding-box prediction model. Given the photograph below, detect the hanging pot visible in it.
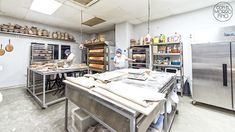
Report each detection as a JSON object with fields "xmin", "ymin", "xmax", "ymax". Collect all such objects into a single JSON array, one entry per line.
[
  {"xmin": 5, "ymin": 39, "xmax": 14, "ymax": 52},
  {"xmin": 0, "ymin": 44, "xmax": 5, "ymax": 56}
]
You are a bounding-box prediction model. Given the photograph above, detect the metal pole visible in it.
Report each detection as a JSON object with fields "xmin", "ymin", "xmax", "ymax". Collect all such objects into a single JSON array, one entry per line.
[
  {"xmin": 65, "ymin": 98, "xmax": 69, "ymax": 132},
  {"xmin": 33, "ymin": 72, "xmax": 35, "ymax": 94},
  {"xmin": 43, "ymin": 74, "xmax": 46, "ymax": 108},
  {"xmin": 149, "ymin": 45, "xmax": 153, "ymax": 70},
  {"xmin": 27, "ymin": 68, "xmax": 29, "ymax": 88},
  {"xmin": 164, "ymin": 101, "xmax": 167, "ymax": 131},
  {"xmin": 147, "ymin": 0, "xmax": 150, "ymax": 34}
]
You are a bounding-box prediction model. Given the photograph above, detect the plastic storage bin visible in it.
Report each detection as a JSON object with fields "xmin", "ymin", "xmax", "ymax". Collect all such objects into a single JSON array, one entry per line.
[
  {"xmin": 171, "ymin": 61, "xmax": 181, "ymax": 65},
  {"xmin": 71, "ymin": 107, "xmax": 97, "ymax": 132}
]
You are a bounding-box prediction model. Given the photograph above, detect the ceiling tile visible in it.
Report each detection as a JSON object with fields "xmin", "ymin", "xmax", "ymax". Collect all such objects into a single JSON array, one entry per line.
[
  {"xmin": 1, "ymin": 0, "xmax": 235, "ymax": 33},
  {"xmin": 70, "ymin": 11, "xmax": 94, "ymax": 23},
  {"xmin": 53, "ymin": 4, "xmax": 79, "ymax": 19}
]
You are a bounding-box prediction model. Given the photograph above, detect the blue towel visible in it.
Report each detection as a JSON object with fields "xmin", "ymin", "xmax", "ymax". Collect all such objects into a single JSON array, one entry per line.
[{"xmin": 151, "ymin": 114, "xmax": 164, "ymax": 129}]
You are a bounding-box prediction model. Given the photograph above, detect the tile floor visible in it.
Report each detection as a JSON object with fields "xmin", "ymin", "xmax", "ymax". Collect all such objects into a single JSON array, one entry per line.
[{"xmin": 0, "ymin": 87, "xmax": 235, "ymax": 132}]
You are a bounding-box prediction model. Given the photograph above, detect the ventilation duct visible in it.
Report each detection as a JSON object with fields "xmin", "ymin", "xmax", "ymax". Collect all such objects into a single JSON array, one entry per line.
[
  {"xmin": 82, "ymin": 17, "xmax": 105, "ymax": 27},
  {"xmin": 70, "ymin": 0, "xmax": 99, "ymax": 7}
]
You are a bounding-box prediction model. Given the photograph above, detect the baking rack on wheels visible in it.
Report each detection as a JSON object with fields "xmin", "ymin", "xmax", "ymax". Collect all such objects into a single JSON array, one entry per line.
[
  {"xmin": 64, "ymin": 71, "xmax": 178, "ymax": 132},
  {"xmin": 84, "ymin": 41, "xmax": 115, "ymax": 73},
  {"xmin": 26, "ymin": 67, "xmax": 88, "ymax": 108}
]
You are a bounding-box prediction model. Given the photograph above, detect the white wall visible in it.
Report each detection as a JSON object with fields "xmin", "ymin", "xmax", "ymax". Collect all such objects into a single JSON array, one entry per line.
[
  {"xmin": 100, "ymin": 30, "xmax": 115, "ymax": 42},
  {"xmin": 115, "ymin": 22, "xmax": 134, "ymax": 56},
  {"xmin": 0, "ymin": 16, "xmax": 87, "ymax": 88},
  {"xmin": 88, "ymin": 30, "xmax": 115, "ymax": 43},
  {"xmin": 133, "ymin": 1, "xmax": 235, "ymax": 87},
  {"xmin": 115, "ymin": 22, "xmax": 134, "ymax": 68}
]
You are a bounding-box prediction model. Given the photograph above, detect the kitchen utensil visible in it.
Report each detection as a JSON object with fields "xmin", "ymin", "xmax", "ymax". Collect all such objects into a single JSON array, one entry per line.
[
  {"xmin": 0, "ymin": 44, "xmax": 5, "ymax": 56},
  {"xmin": 5, "ymin": 39, "xmax": 14, "ymax": 52}
]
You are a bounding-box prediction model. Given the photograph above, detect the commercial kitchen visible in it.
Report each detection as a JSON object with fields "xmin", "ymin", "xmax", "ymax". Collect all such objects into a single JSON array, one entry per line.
[{"xmin": 0, "ymin": 0, "xmax": 235, "ymax": 132}]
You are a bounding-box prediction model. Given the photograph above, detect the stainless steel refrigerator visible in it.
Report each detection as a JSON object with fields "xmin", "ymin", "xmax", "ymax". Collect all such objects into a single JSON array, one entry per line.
[{"xmin": 192, "ymin": 26, "xmax": 235, "ymax": 110}]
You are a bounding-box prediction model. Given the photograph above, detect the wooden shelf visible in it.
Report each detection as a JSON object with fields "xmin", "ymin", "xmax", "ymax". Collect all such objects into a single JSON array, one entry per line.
[{"xmin": 0, "ymin": 31, "xmax": 76, "ymax": 42}]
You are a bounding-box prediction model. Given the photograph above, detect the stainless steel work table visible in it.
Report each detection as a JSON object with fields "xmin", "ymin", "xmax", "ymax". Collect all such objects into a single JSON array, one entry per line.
[
  {"xmin": 64, "ymin": 73, "xmax": 177, "ymax": 132},
  {"xmin": 27, "ymin": 67, "xmax": 88, "ymax": 108}
]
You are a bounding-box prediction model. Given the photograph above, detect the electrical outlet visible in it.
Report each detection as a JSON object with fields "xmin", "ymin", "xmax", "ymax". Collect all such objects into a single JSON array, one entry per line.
[{"xmin": 0, "ymin": 65, "xmax": 3, "ymax": 71}]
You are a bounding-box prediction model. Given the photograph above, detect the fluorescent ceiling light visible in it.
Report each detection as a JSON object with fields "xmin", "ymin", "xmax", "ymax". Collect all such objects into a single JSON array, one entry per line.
[{"xmin": 30, "ymin": 0, "xmax": 62, "ymax": 15}]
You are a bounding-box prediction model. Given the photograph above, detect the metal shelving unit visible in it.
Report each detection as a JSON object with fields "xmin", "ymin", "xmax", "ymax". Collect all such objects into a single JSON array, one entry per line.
[
  {"xmin": 150, "ymin": 42, "xmax": 184, "ymax": 96},
  {"xmin": 30, "ymin": 43, "xmax": 54, "ymax": 64}
]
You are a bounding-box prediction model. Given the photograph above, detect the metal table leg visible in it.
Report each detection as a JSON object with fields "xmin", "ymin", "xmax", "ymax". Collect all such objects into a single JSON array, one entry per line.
[
  {"xmin": 164, "ymin": 101, "xmax": 167, "ymax": 131},
  {"xmin": 43, "ymin": 74, "xmax": 46, "ymax": 108},
  {"xmin": 33, "ymin": 72, "xmax": 35, "ymax": 94},
  {"xmin": 27, "ymin": 68, "xmax": 29, "ymax": 88},
  {"xmin": 65, "ymin": 98, "xmax": 69, "ymax": 132}
]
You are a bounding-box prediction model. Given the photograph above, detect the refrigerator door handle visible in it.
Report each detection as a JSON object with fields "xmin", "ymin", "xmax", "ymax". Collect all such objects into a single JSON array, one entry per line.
[{"xmin": 222, "ymin": 64, "xmax": 228, "ymax": 86}]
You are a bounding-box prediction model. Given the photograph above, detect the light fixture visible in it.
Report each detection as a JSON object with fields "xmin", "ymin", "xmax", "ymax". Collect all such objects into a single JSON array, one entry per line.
[
  {"xmin": 30, "ymin": 0, "xmax": 62, "ymax": 15},
  {"xmin": 145, "ymin": 0, "xmax": 152, "ymax": 44},
  {"xmin": 79, "ymin": 10, "xmax": 84, "ymax": 50}
]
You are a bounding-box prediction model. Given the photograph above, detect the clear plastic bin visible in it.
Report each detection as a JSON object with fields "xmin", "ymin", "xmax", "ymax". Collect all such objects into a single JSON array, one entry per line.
[{"xmin": 71, "ymin": 107, "xmax": 97, "ymax": 132}]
